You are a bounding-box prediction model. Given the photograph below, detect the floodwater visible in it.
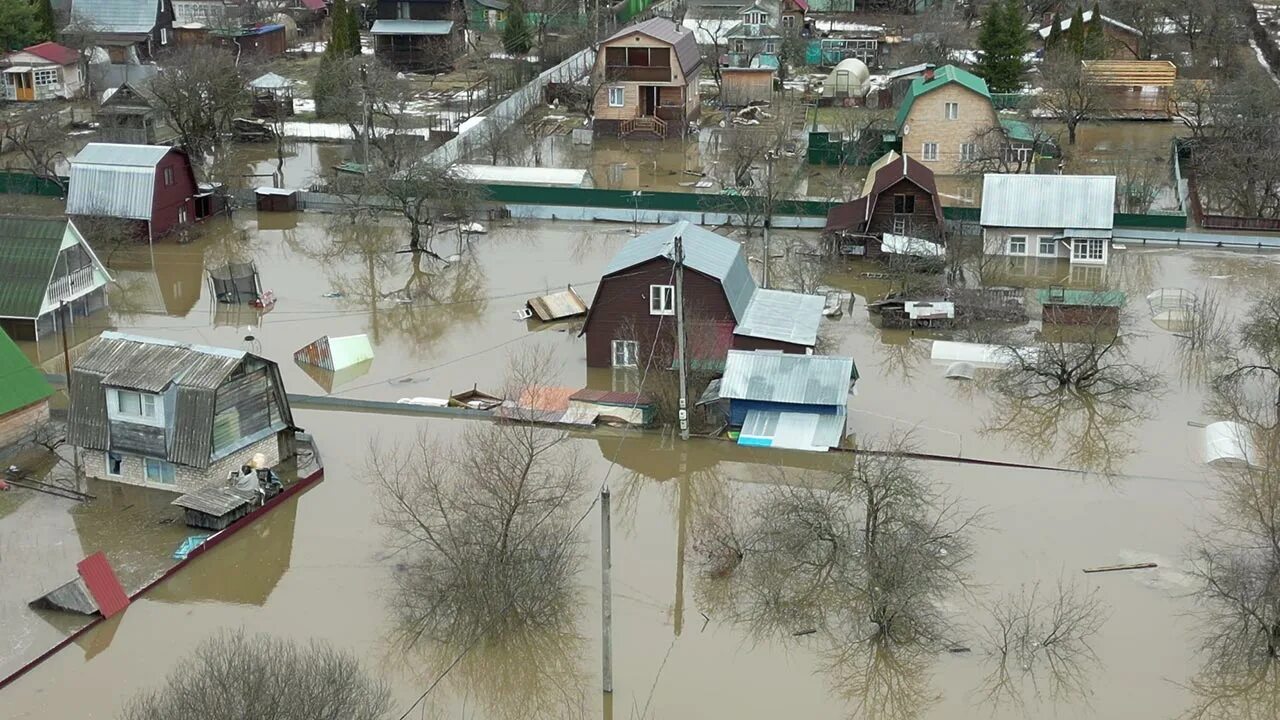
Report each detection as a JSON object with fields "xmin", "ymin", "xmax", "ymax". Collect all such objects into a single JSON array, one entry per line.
[{"xmin": 3, "ymin": 211, "xmax": 1279, "ymax": 719}]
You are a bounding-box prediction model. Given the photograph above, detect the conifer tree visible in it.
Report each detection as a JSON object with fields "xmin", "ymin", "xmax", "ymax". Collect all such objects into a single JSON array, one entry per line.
[
  {"xmin": 976, "ymin": 0, "xmax": 1028, "ymax": 93},
  {"xmin": 34, "ymin": 0, "xmax": 56, "ymax": 41},
  {"xmin": 1066, "ymin": 5, "xmax": 1087, "ymax": 56},
  {"xmin": 1083, "ymin": 2, "xmax": 1106, "ymax": 59},
  {"xmin": 502, "ymin": 0, "xmax": 532, "ymax": 54}
]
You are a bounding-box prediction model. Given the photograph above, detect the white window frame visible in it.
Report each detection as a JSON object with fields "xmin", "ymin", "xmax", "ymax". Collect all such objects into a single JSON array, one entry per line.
[
  {"xmin": 1007, "ymin": 235, "xmax": 1028, "ymax": 255},
  {"xmin": 144, "ymin": 457, "xmax": 176, "ymax": 485},
  {"xmin": 959, "ymin": 142, "xmax": 976, "ymax": 162},
  {"xmin": 921, "ymin": 143, "xmax": 939, "ymax": 161},
  {"xmin": 782, "ymin": 14, "xmax": 794, "ymax": 28},
  {"xmin": 945, "ymin": 101, "xmax": 958, "ymax": 120},
  {"xmin": 748, "ymin": 11, "xmax": 766, "ymax": 24},
  {"xmin": 892, "ymin": 216, "xmax": 907, "ymax": 234},
  {"xmin": 178, "ymin": 204, "xmax": 189, "ymax": 224},
  {"xmin": 764, "ymin": 41, "xmax": 776, "ymax": 54},
  {"xmin": 110, "ymin": 388, "xmax": 164, "ymax": 426},
  {"xmin": 1038, "ymin": 235, "xmax": 1057, "ymax": 257},
  {"xmin": 1072, "ymin": 238, "xmax": 1105, "ymax": 262},
  {"xmin": 106, "ymin": 451, "xmax": 124, "ymax": 477},
  {"xmin": 612, "ymin": 339, "xmax": 639, "ymax": 368},
  {"xmin": 607, "ymin": 85, "xmax": 624, "ymax": 107},
  {"xmin": 733, "ymin": 39, "xmax": 745, "ymax": 53},
  {"xmin": 33, "ymin": 68, "xmax": 59, "ymax": 87},
  {"xmin": 649, "ymin": 284, "xmax": 675, "ymax": 315}
]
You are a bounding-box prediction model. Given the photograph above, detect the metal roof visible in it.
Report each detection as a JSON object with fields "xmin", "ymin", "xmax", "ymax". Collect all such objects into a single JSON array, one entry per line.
[
  {"xmin": 0, "ymin": 328, "xmax": 54, "ymax": 415},
  {"xmin": 738, "ymin": 408, "xmax": 846, "ymax": 451},
  {"xmin": 0, "ymin": 217, "xmax": 66, "ymax": 319},
  {"xmin": 719, "ymin": 350, "xmax": 855, "ymax": 406},
  {"xmin": 980, "ymin": 174, "xmax": 1116, "ymax": 230},
  {"xmin": 734, "ymin": 289, "xmax": 824, "ymax": 346},
  {"xmin": 895, "ymin": 64, "xmax": 990, "ymax": 130},
  {"xmin": 1035, "ymin": 288, "xmax": 1126, "ymax": 307},
  {"xmin": 603, "ymin": 17, "xmax": 703, "ymax": 77},
  {"xmin": 74, "ymin": 331, "xmax": 245, "ymax": 392},
  {"xmin": 250, "ymin": 72, "xmax": 293, "ymax": 90},
  {"xmin": 69, "ymin": 0, "xmax": 159, "ymax": 34},
  {"xmin": 604, "ymin": 221, "xmax": 756, "ymax": 321},
  {"xmin": 67, "ymin": 143, "xmax": 173, "ymax": 221},
  {"xmin": 370, "ymin": 19, "xmax": 455, "ymax": 35},
  {"xmin": 77, "ymin": 551, "xmax": 130, "ymax": 618}
]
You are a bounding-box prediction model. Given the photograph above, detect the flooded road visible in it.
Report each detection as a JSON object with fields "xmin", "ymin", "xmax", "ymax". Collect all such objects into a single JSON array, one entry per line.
[{"xmin": 2, "ymin": 211, "xmax": 1277, "ymax": 719}]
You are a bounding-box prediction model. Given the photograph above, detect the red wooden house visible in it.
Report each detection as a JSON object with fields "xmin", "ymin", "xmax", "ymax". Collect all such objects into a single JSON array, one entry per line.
[
  {"xmin": 67, "ymin": 143, "xmax": 209, "ymax": 242},
  {"xmin": 580, "ymin": 222, "xmax": 825, "ymax": 369},
  {"xmin": 823, "ymin": 151, "xmax": 945, "ymax": 259}
]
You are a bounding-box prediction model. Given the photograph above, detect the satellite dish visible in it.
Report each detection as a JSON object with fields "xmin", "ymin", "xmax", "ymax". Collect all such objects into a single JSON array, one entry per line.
[{"xmin": 902, "ymin": 123, "xmax": 910, "ymax": 136}]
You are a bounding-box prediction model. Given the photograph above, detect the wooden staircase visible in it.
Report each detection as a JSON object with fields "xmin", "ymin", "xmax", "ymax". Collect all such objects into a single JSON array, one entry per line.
[{"xmin": 621, "ymin": 116, "xmax": 667, "ymax": 138}]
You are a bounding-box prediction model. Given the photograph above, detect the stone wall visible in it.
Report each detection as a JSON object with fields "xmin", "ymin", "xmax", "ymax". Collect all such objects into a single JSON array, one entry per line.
[
  {"xmin": 0, "ymin": 401, "xmax": 50, "ymax": 451},
  {"xmin": 81, "ymin": 433, "xmax": 283, "ymax": 494}
]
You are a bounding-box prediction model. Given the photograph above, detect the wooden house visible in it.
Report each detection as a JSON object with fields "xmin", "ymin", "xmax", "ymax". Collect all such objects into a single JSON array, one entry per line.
[
  {"xmin": 823, "ymin": 150, "xmax": 945, "ymax": 258},
  {"xmin": 0, "ymin": 328, "xmax": 55, "ymax": 450},
  {"xmin": 67, "ymin": 143, "xmax": 202, "ymax": 242},
  {"xmin": 1037, "ymin": 287, "xmax": 1125, "ymax": 326},
  {"xmin": 96, "ymin": 82, "xmax": 166, "ymax": 145},
  {"xmin": 1037, "ymin": 10, "xmax": 1143, "ymax": 60},
  {"xmin": 593, "ymin": 17, "xmax": 703, "ymax": 139},
  {"xmin": 980, "ymin": 174, "xmax": 1117, "ymax": 265},
  {"xmin": 211, "ymin": 23, "xmax": 289, "ymax": 57},
  {"xmin": 67, "ymin": 0, "xmax": 177, "ymax": 62},
  {"xmin": 0, "ymin": 217, "xmax": 112, "ymax": 342},
  {"xmin": 580, "ymin": 221, "xmax": 825, "ymax": 369},
  {"xmin": 1, "ymin": 43, "xmax": 84, "ymax": 101},
  {"xmin": 66, "ymin": 332, "xmax": 296, "ymax": 492},
  {"xmin": 894, "ymin": 65, "xmax": 1000, "ymax": 175},
  {"xmin": 371, "ymin": 0, "xmax": 463, "ymax": 72}
]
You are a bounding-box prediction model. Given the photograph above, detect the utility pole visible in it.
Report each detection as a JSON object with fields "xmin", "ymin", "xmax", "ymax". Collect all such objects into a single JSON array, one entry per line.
[
  {"xmin": 360, "ymin": 65, "xmax": 371, "ymax": 171},
  {"xmin": 59, "ymin": 300, "xmax": 81, "ymax": 492},
  {"xmin": 601, "ymin": 484, "xmax": 614, "ymax": 694},
  {"xmin": 763, "ymin": 150, "xmax": 775, "ymax": 289},
  {"xmin": 674, "ymin": 234, "xmax": 690, "ymax": 441}
]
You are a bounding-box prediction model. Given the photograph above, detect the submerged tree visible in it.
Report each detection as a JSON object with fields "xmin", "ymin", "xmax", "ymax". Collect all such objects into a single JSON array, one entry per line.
[
  {"xmin": 146, "ymin": 46, "xmax": 248, "ymax": 176},
  {"xmin": 1037, "ymin": 48, "xmax": 1106, "ymax": 145},
  {"xmin": 1210, "ymin": 289, "xmax": 1280, "ymax": 431}
]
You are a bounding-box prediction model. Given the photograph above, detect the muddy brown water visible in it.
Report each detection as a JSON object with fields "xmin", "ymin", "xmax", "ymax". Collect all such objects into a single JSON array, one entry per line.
[{"xmin": 2, "ymin": 212, "xmax": 1277, "ymax": 719}]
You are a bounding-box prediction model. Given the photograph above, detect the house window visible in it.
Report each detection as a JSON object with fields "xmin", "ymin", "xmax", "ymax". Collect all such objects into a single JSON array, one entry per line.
[
  {"xmin": 160, "ymin": 27, "xmax": 169, "ymax": 45},
  {"xmin": 106, "ymin": 452, "xmax": 123, "ymax": 477},
  {"xmin": 178, "ymin": 205, "xmax": 188, "ymax": 224},
  {"xmin": 33, "ymin": 68, "xmax": 59, "ymax": 86},
  {"xmin": 959, "ymin": 143, "xmax": 977, "ymax": 162},
  {"xmin": 164, "ymin": 166, "xmax": 174, "ymax": 186},
  {"xmin": 650, "ymin": 284, "xmax": 675, "ymax": 315},
  {"xmin": 144, "ymin": 458, "xmax": 176, "ymax": 485},
  {"xmin": 893, "ymin": 194, "xmax": 915, "ymax": 214},
  {"xmin": 764, "ymin": 41, "xmax": 776, "ymax": 54},
  {"xmin": 782, "ymin": 14, "xmax": 794, "ymax": 28},
  {"xmin": 1038, "ymin": 236, "xmax": 1057, "ymax": 256},
  {"xmin": 607, "ymin": 86, "xmax": 624, "ymax": 107},
  {"xmin": 945, "ymin": 102, "xmax": 958, "ymax": 120},
  {"xmin": 1007, "ymin": 235, "xmax": 1028, "ymax": 255},
  {"xmin": 115, "ymin": 389, "xmax": 158, "ymax": 420},
  {"xmin": 612, "ymin": 339, "xmax": 639, "ymax": 368},
  {"xmin": 1072, "ymin": 238, "xmax": 1105, "ymax": 261},
  {"xmin": 921, "ymin": 143, "xmax": 939, "ymax": 161},
  {"xmin": 747, "ymin": 11, "xmax": 766, "ymax": 24},
  {"xmin": 397, "ymin": 0, "xmax": 411, "ymax": 18}
]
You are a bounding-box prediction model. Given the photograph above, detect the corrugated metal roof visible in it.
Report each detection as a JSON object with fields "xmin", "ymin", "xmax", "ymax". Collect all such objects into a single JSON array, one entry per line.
[
  {"xmin": 72, "ymin": 142, "xmax": 170, "ymax": 167},
  {"xmin": 0, "ymin": 217, "xmax": 65, "ymax": 318},
  {"xmin": 738, "ymin": 408, "xmax": 846, "ymax": 451},
  {"xmin": 895, "ymin": 64, "xmax": 990, "ymax": 130},
  {"xmin": 68, "ymin": 143, "xmax": 172, "ymax": 221},
  {"xmin": 1035, "ymin": 288, "xmax": 1126, "ymax": 307},
  {"xmin": 250, "ymin": 72, "xmax": 293, "ymax": 89},
  {"xmin": 370, "ymin": 19, "xmax": 455, "ymax": 35},
  {"xmin": 734, "ymin": 289, "xmax": 824, "ymax": 346},
  {"xmin": 77, "ymin": 551, "xmax": 130, "ymax": 618},
  {"xmin": 70, "ymin": 0, "xmax": 159, "ymax": 34},
  {"xmin": 0, "ymin": 328, "xmax": 54, "ymax": 415},
  {"xmin": 75, "ymin": 332, "xmax": 244, "ymax": 392},
  {"xmin": 604, "ymin": 222, "xmax": 756, "ymax": 321},
  {"xmin": 720, "ymin": 350, "xmax": 855, "ymax": 406},
  {"xmin": 980, "ymin": 174, "xmax": 1116, "ymax": 230}
]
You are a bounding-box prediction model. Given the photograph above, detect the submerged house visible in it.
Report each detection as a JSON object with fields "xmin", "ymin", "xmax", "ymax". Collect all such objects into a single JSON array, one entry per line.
[
  {"xmin": 0, "ymin": 329, "xmax": 55, "ymax": 450},
  {"xmin": 0, "ymin": 217, "xmax": 111, "ymax": 341},
  {"xmin": 823, "ymin": 150, "xmax": 945, "ymax": 258},
  {"xmin": 594, "ymin": 17, "xmax": 703, "ymax": 139},
  {"xmin": 66, "ymin": 332, "xmax": 296, "ymax": 491},
  {"xmin": 980, "ymin": 174, "xmax": 1117, "ymax": 265},
  {"xmin": 580, "ymin": 221, "xmax": 825, "ymax": 369},
  {"xmin": 67, "ymin": 143, "xmax": 202, "ymax": 242}
]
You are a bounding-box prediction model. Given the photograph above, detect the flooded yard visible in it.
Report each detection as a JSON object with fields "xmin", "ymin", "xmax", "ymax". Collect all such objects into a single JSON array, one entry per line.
[{"xmin": 2, "ymin": 210, "xmax": 1278, "ymax": 719}]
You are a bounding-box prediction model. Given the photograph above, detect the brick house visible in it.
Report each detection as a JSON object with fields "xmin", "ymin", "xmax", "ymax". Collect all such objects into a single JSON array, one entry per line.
[
  {"xmin": 894, "ymin": 65, "xmax": 999, "ymax": 175},
  {"xmin": 580, "ymin": 221, "xmax": 825, "ymax": 369},
  {"xmin": 823, "ymin": 150, "xmax": 945, "ymax": 258},
  {"xmin": 0, "ymin": 328, "xmax": 54, "ymax": 451},
  {"xmin": 593, "ymin": 17, "xmax": 702, "ymax": 139},
  {"xmin": 66, "ymin": 332, "xmax": 296, "ymax": 492},
  {"xmin": 67, "ymin": 143, "xmax": 202, "ymax": 242}
]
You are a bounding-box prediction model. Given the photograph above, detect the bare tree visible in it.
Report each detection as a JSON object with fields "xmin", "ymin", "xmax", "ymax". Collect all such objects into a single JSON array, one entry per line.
[
  {"xmin": 147, "ymin": 46, "xmax": 249, "ymax": 178},
  {"xmin": 1037, "ymin": 49, "xmax": 1107, "ymax": 145},
  {"xmin": 366, "ymin": 157, "xmax": 484, "ymax": 258},
  {"xmin": 1, "ymin": 104, "xmax": 72, "ymax": 191},
  {"xmin": 1210, "ymin": 289, "xmax": 1280, "ymax": 431},
  {"xmin": 1108, "ymin": 153, "xmax": 1164, "ymax": 214},
  {"xmin": 996, "ymin": 321, "xmax": 1163, "ymax": 402},
  {"xmin": 959, "ymin": 122, "xmax": 1056, "ymax": 175},
  {"xmin": 120, "ymin": 630, "xmax": 392, "ymax": 720}
]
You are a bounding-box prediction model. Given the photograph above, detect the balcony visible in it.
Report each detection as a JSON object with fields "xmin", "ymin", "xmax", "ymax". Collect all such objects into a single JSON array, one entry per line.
[
  {"xmin": 46, "ymin": 265, "xmax": 98, "ymax": 306},
  {"xmin": 605, "ymin": 64, "xmax": 672, "ymax": 83}
]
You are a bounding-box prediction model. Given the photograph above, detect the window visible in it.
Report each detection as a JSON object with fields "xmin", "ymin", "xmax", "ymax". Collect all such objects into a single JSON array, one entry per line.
[
  {"xmin": 921, "ymin": 143, "xmax": 939, "ymax": 161},
  {"xmin": 178, "ymin": 205, "xmax": 188, "ymax": 224},
  {"xmin": 1038, "ymin": 236, "xmax": 1057, "ymax": 256},
  {"xmin": 945, "ymin": 102, "xmax": 958, "ymax": 120},
  {"xmin": 607, "ymin": 85, "xmax": 624, "ymax": 107},
  {"xmin": 733, "ymin": 40, "xmax": 745, "ymax": 53},
  {"xmin": 893, "ymin": 194, "xmax": 915, "ymax": 214},
  {"xmin": 959, "ymin": 143, "xmax": 977, "ymax": 162},
  {"xmin": 33, "ymin": 68, "xmax": 59, "ymax": 86},
  {"xmin": 1007, "ymin": 235, "xmax": 1027, "ymax": 255},
  {"xmin": 747, "ymin": 11, "xmax": 767, "ymax": 24},
  {"xmin": 650, "ymin": 284, "xmax": 675, "ymax": 315},
  {"xmin": 144, "ymin": 458, "xmax": 176, "ymax": 485},
  {"xmin": 764, "ymin": 41, "xmax": 776, "ymax": 54},
  {"xmin": 163, "ymin": 166, "xmax": 174, "ymax": 186},
  {"xmin": 612, "ymin": 339, "xmax": 639, "ymax": 368},
  {"xmin": 1072, "ymin": 238, "xmax": 1105, "ymax": 261},
  {"xmin": 106, "ymin": 452, "xmax": 123, "ymax": 477},
  {"xmin": 397, "ymin": 0, "xmax": 411, "ymax": 18},
  {"xmin": 782, "ymin": 14, "xmax": 794, "ymax": 28},
  {"xmin": 160, "ymin": 27, "xmax": 169, "ymax": 45},
  {"xmin": 115, "ymin": 390, "xmax": 158, "ymax": 419}
]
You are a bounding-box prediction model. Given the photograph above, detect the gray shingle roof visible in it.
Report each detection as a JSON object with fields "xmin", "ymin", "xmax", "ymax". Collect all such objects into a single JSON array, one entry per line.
[
  {"xmin": 604, "ymin": 221, "xmax": 757, "ymax": 321},
  {"xmin": 604, "ymin": 17, "xmax": 703, "ymax": 77},
  {"xmin": 69, "ymin": 0, "xmax": 159, "ymax": 34},
  {"xmin": 980, "ymin": 174, "xmax": 1116, "ymax": 230},
  {"xmin": 720, "ymin": 350, "xmax": 856, "ymax": 406}
]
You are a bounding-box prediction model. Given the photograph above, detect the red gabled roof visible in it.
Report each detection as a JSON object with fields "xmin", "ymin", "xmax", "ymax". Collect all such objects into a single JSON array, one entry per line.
[
  {"xmin": 77, "ymin": 551, "xmax": 130, "ymax": 619},
  {"xmin": 20, "ymin": 42, "xmax": 79, "ymax": 66},
  {"xmin": 299, "ymin": 0, "xmax": 326, "ymax": 10},
  {"xmin": 790, "ymin": 0, "xmax": 809, "ymax": 12}
]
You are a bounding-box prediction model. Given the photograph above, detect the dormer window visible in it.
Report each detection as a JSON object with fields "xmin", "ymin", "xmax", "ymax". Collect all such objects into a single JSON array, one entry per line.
[
  {"xmin": 747, "ymin": 11, "xmax": 766, "ymax": 24},
  {"xmin": 109, "ymin": 388, "xmax": 165, "ymax": 426}
]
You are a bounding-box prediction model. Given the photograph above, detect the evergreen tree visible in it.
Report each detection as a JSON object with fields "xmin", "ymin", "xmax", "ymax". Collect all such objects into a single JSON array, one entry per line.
[
  {"xmin": 975, "ymin": 0, "xmax": 1028, "ymax": 94},
  {"xmin": 33, "ymin": 0, "xmax": 56, "ymax": 41},
  {"xmin": 1046, "ymin": 11, "xmax": 1063, "ymax": 50},
  {"xmin": 314, "ymin": 54, "xmax": 339, "ymax": 117},
  {"xmin": 325, "ymin": 0, "xmax": 359, "ymax": 58},
  {"xmin": 0, "ymin": 0, "xmax": 38, "ymax": 51},
  {"xmin": 343, "ymin": 2, "xmax": 362, "ymax": 56},
  {"xmin": 1066, "ymin": 5, "xmax": 1087, "ymax": 56},
  {"xmin": 1083, "ymin": 2, "xmax": 1106, "ymax": 59},
  {"xmin": 502, "ymin": 0, "xmax": 532, "ymax": 54}
]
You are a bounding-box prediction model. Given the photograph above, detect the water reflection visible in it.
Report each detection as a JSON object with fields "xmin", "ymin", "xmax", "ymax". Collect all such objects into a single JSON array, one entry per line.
[
  {"xmin": 980, "ymin": 386, "xmax": 1142, "ymax": 476},
  {"xmin": 1183, "ymin": 656, "xmax": 1280, "ymax": 720}
]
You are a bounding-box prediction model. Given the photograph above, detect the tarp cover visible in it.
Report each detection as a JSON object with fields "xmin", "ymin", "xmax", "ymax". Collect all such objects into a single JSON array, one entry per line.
[{"xmin": 1204, "ymin": 421, "xmax": 1255, "ymax": 466}]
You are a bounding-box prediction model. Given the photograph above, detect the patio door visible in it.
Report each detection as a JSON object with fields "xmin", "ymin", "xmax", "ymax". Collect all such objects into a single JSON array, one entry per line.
[
  {"xmin": 8, "ymin": 70, "xmax": 34, "ymax": 101},
  {"xmin": 641, "ymin": 86, "xmax": 657, "ymax": 116}
]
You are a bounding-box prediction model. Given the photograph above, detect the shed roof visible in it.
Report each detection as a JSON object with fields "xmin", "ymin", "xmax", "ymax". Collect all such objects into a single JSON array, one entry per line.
[
  {"xmin": 67, "ymin": 143, "xmax": 174, "ymax": 221},
  {"xmin": 74, "ymin": 331, "xmax": 245, "ymax": 392},
  {"xmin": 980, "ymin": 174, "xmax": 1116, "ymax": 230},
  {"xmin": 1035, "ymin": 288, "xmax": 1126, "ymax": 307},
  {"xmin": 738, "ymin": 408, "xmax": 846, "ymax": 451},
  {"xmin": 249, "ymin": 72, "xmax": 293, "ymax": 89},
  {"xmin": 603, "ymin": 221, "xmax": 757, "ymax": 321},
  {"xmin": 604, "ymin": 17, "xmax": 703, "ymax": 77},
  {"xmin": 720, "ymin": 350, "xmax": 856, "ymax": 406},
  {"xmin": 370, "ymin": 19, "xmax": 455, "ymax": 35},
  {"xmin": 69, "ymin": 0, "xmax": 159, "ymax": 34},
  {"xmin": 0, "ymin": 217, "xmax": 68, "ymax": 319},
  {"xmin": 0, "ymin": 328, "xmax": 54, "ymax": 416},
  {"xmin": 735, "ymin": 289, "xmax": 824, "ymax": 346},
  {"xmin": 1081, "ymin": 60, "xmax": 1176, "ymax": 87},
  {"xmin": 895, "ymin": 65, "xmax": 990, "ymax": 130},
  {"xmin": 9, "ymin": 42, "xmax": 80, "ymax": 66}
]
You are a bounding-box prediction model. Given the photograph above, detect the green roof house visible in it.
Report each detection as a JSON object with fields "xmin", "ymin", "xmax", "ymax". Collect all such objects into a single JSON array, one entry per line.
[
  {"xmin": 0, "ymin": 217, "xmax": 111, "ymax": 342},
  {"xmin": 0, "ymin": 328, "xmax": 54, "ymax": 450},
  {"xmin": 894, "ymin": 65, "xmax": 999, "ymax": 175}
]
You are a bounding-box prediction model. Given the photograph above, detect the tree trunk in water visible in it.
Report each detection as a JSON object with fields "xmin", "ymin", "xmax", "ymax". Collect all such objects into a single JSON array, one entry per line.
[
  {"xmin": 409, "ymin": 223, "xmax": 421, "ymax": 251},
  {"xmin": 1067, "ymin": 120, "xmax": 1078, "ymax": 145}
]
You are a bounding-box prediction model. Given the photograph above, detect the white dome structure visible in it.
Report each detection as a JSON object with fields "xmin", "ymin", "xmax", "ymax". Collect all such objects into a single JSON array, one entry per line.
[{"xmin": 821, "ymin": 58, "xmax": 871, "ymax": 99}]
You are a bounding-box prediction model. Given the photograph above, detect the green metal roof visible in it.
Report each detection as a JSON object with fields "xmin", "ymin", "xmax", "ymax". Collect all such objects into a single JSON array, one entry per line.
[
  {"xmin": 894, "ymin": 65, "xmax": 992, "ymax": 131},
  {"xmin": 999, "ymin": 117, "xmax": 1035, "ymax": 143},
  {"xmin": 1035, "ymin": 288, "xmax": 1127, "ymax": 307},
  {"xmin": 0, "ymin": 217, "xmax": 66, "ymax": 319},
  {"xmin": 0, "ymin": 328, "xmax": 54, "ymax": 416}
]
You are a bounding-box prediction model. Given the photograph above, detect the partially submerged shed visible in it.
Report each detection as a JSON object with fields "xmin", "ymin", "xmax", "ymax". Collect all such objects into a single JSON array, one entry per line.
[
  {"xmin": 526, "ymin": 286, "xmax": 588, "ymax": 322},
  {"xmin": 1036, "ymin": 287, "xmax": 1125, "ymax": 325},
  {"xmin": 568, "ymin": 389, "xmax": 653, "ymax": 426},
  {"xmin": 294, "ymin": 334, "xmax": 374, "ymax": 372},
  {"xmin": 709, "ymin": 350, "xmax": 857, "ymax": 451}
]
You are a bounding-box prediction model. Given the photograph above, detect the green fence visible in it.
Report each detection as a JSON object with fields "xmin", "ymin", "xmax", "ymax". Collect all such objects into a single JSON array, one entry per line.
[
  {"xmin": 1115, "ymin": 212, "xmax": 1186, "ymax": 230},
  {"xmin": 0, "ymin": 171, "xmax": 64, "ymax": 197}
]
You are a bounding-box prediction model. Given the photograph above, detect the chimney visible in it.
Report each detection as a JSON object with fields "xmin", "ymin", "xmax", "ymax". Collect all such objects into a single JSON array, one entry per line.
[{"xmin": 923, "ymin": 68, "xmax": 934, "ymax": 80}]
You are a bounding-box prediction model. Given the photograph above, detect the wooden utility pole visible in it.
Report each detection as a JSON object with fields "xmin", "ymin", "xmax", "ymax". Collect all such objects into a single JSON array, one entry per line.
[
  {"xmin": 674, "ymin": 234, "xmax": 690, "ymax": 441},
  {"xmin": 762, "ymin": 150, "xmax": 775, "ymax": 289},
  {"xmin": 601, "ymin": 484, "xmax": 613, "ymax": 694},
  {"xmin": 60, "ymin": 300, "xmax": 82, "ymax": 492}
]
